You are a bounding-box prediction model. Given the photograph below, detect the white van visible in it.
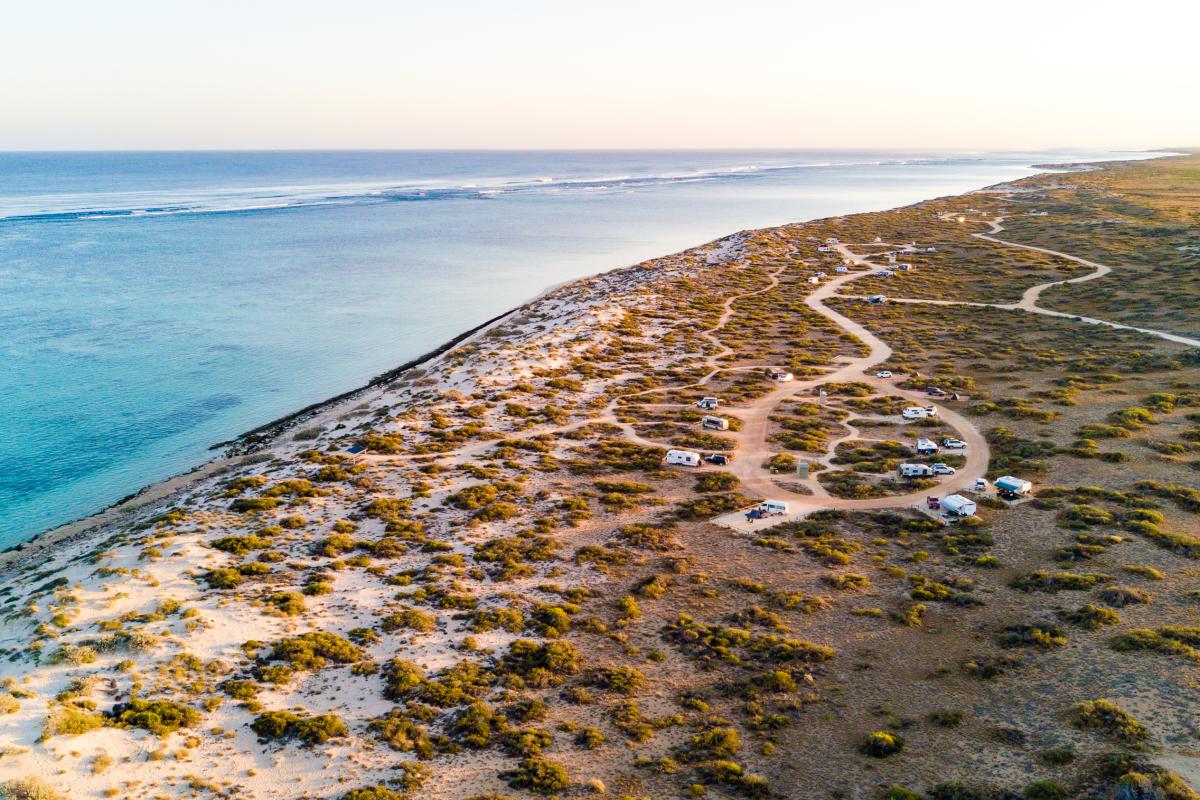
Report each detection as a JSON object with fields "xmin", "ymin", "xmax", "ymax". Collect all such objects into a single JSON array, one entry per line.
[
  {"xmin": 758, "ymin": 500, "xmax": 790, "ymax": 516},
  {"xmin": 701, "ymin": 415, "xmax": 730, "ymax": 431},
  {"xmin": 697, "ymin": 397, "xmax": 721, "ymax": 410},
  {"xmin": 665, "ymin": 449, "xmax": 701, "ymax": 467}
]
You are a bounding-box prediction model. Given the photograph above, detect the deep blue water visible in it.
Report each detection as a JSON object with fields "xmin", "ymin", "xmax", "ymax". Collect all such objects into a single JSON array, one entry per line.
[{"xmin": 0, "ymin": 149, "xmax": 1166, "ymax": 544}]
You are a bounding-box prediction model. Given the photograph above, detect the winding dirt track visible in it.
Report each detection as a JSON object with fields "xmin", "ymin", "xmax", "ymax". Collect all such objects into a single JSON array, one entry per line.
[
  {"xmin": 711, "ymin": 244, "xmax": 990, "ymax": 531},
  {"xmin": 842, "ymin": 217, "xmax": 1200, "ymax": 348}
]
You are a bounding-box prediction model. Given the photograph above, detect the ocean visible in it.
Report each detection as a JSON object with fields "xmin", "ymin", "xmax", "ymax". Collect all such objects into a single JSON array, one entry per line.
[{"xmin": 0, "ymin": 148, "xmax": 1166, "ymax": 545}]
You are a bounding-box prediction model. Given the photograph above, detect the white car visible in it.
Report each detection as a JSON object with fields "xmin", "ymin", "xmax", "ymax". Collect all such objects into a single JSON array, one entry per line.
[
  {"xmin": 942, "ymin": 438, "xmax": 966, "ymax": 449},
  {"xmin": 876, "ymin": 370, "xmax": 892, "ymax": 378},
  {"xmin": 931, "ymin": 464, "xmax": 957, "ymax": 476}
]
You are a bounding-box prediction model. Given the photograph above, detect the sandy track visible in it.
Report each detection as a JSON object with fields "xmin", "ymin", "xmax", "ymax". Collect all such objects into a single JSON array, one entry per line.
[{"xmin": 710, "ymin": 244, "xmax": 990, "ymax": 531}]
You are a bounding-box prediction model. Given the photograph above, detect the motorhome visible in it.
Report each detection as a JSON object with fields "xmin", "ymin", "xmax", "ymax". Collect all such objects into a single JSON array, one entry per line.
[
  {"xmin": 665, "ymin": 450, "xmax": 701, "ymax": 467},
  {"xmin": 899, "ymin": 463, "xmax": 935, "ymax": 478},
  {"xmin": 701, "ymin": 415, "xmax": 730, "ymax": 431}
]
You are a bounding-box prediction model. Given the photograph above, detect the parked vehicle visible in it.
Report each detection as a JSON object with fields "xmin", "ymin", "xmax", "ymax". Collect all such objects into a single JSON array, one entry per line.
[
  {"xmin": 940, "ymin": 494, "xmax": 977, "ymax": 517},
  {"xmin": 876, "ymin": 370, "xmax": 892, "ymax": 378},
  {"xmin": 942, "ymin": 438, "xmax": 966, "ymax": 449},
  {"xmin": 835, "ymin": 266, "xmax": 849, "ymax": 273},
  {"xmin": 926, "ymin": 496, "xmax": 941, "ymax": 509},
  {"xmin": 973, "ymin": 478, "xmax": 989, "ymax": 492},
  {"xmin": 914, "ymin": 438, "xmax": 939, "ymax": 455},
  {"xmin": 900, "ymin": 463, "xmax": 934, "ymax": 478},
  {"xmin": 766, "ymin": 368, "xmax": 794, "ymax": 382},
  {"xmin": 697, "ymin": 397, "xmax": 721, "ymax": 410},
  {"xmin": 757, "ymin": 500, "xmax": 790, "ymax": 516},
  {"xmin": 665, "ymin": 449, "xmax": 701, "ymax": 467},
  {"xmin": 995, "ymin": 475, "xmax": 1032, "ymax": 499},
  {"xmin": 703, "ymin": 453, "xmax": 731, "ymax": 466},
  {"xmin": 867, "ymin": 295, "xmax": 888, "ymax": 304},
  {"xmin": 923, "ymin": 406, "xmax": 938, "ymax": 416},
  {"xmin": 701, "ymin": 415, "xmax": 730, "ymax": 431},
  {"xmin": 931, "ymin": 464, "xmax": 956, "ymax": 476},
  {"xmin": 903, "ymin": 407, "xmax": 928, "ymax": 420}
]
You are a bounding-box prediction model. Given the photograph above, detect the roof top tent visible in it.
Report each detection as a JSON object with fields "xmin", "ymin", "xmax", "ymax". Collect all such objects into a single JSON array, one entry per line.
[
  {"xmin": 940, "ymin": 494, "xmax": 977, "ymax": 517},
  {"xmin": 995, "ymin": 476, "xmax": 1032, "ymax": 495}
]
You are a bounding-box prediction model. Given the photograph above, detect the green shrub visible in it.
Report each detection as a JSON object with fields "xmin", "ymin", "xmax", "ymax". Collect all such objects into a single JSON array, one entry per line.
[
  {"xmin": 252, "ymin": 711, "xmax": 348, "ymax": 745},
  {"xmin": 111, "ymin": 698, "xmax": 200, "ymax": 735},
  {"xmin": 43, "ymin": 706, "xmax": 106, "ymax": 737},
  {"xmin": 1071, "ymin": 699, "xmax": 1149, "ymax": 743},
  {"xmin": 0, "ymin": 777, "xmax": 66, "ymax": 800},
  {"xmin": 860, "ymin": 730, "xmax": 904, "ymax": 757},
  {"xmin": 268, "ymin": 632, "xmax": 363, "ymax": 670},
  {"xmin": 506, "ymin": 756, "xmax": 570, "ymax": 794}
]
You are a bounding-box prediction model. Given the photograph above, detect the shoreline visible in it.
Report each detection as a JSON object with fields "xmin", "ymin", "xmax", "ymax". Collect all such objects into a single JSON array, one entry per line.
[
  {"xmin": 4, "ymin": 152, "xmax": 1169, "ymax": 566},
  {"xmin": 0, "ymin": 238, "xmax": 737, "ymax": 569}
]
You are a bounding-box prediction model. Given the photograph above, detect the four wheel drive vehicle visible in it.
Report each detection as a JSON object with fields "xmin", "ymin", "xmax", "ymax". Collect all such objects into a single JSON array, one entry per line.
[
  {"xmin": 931, "ymin": 464, "xmax": 956, "ymax": 476},
  {"xmin": 923, "ymin": 406, "xmax": 938, "ymax": 416},
  {"xmin": 973, "ymin": 478, "xmax": 989, "ymax": 492},
  {"xmin": 867, "ymin": 295, "xmax": 888, "ymax": 304},
  {"xmin": 942, "ymin": 438, "xmax": 966, "ymax": 449},
  {"xmin": 703, "ymin": 453, "xmax": 731, "ymax": 466},
  {"xmin": 876, "ymin": 370, "xmax": 892, "ymax": 378}
]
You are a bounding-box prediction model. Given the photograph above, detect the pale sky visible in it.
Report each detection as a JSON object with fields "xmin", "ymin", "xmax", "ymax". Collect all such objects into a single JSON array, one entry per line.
[{"xmin": 2, "ymin": 0, "xmax": 1195, "ymax": 150}]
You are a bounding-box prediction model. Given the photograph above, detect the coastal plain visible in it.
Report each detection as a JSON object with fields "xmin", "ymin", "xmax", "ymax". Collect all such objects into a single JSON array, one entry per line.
[{"xmin": 2, "ymin": 153, "xmax": 1199, "ymax": 800}]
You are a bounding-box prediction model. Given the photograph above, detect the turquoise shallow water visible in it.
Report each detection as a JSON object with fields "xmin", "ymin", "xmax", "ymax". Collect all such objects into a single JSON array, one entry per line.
[{"xmin": 0, "ymin": 149, "xmax": 1165, "ymax": 544}]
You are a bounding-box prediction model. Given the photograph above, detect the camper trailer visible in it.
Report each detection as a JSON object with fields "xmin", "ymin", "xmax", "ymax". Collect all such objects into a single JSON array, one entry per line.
[
  {"xmin": 899, "ymin": 463, "xmax": 935, "ymax": 478},
  {"xmin": 902, "ymin": 407, "xmax": 927, "ymax": 420},
  {"xmin": 867, "ymin": 295, "xmax": 888, "ymax": 304},
  {"xmin": 835, "ymin": 266, "xmax": 849, "ymax": 273},
  {"xmin": 665, "ymin": 450, "xmax": 701, "ymax": 467},
  {"xmin": 914, "ymin": 438, "xmax": 939, "ymax": 456},
  {"xmin": 701, "ymin": 415, "xmax": 730, "ymax": 431},
  {"xmin": 697, "ymin": 397, "xmax": 721, "ymax": 410},
  {"xmin": 940, "ymin": 494, "xmax": 977, "ymax": 518},
  {"xmin": 995, "ymin": 476, "xmax": 1032, "ymax": 498}
]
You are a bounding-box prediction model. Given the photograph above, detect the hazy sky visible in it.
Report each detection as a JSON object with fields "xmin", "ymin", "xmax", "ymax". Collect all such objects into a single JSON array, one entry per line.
[{"xmin": 2, "ymin": 0, "xmax": 1195, "ymax": 150}]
